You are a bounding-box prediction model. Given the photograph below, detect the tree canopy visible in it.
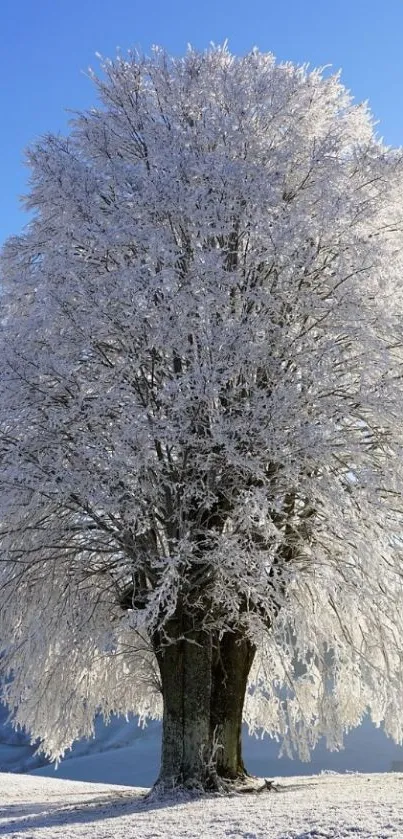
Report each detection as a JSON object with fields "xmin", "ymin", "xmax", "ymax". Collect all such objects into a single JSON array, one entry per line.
[{"xmin": 1, "ymin": 46, "xmax": 403, "ymax": 783}]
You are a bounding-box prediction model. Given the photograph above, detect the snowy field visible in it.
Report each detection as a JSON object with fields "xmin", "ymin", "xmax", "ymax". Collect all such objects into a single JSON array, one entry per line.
[
  {"xmin": 3, "ymin": 708, "xmax": 403, "ymax": 836},
  {"xmin": 3, "ymin": 703, "xmax": 403, "ymax": 785},
  {"xmin": 26, "ymin": 719, "xmax": 403, "ymax": 787},
  {"xmin": 2, "ymin": 771, "xmax": 403, "ymax": 838}
]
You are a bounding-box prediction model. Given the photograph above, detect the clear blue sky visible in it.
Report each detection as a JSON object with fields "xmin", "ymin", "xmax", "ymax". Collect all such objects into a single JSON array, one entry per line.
[{"xmin": 2, "ymin": 0, "xmax": 403, "ymax": 244}]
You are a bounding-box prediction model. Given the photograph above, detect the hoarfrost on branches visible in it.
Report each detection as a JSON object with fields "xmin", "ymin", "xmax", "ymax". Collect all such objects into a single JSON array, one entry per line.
[{"xmin": 1, "ymin": 45, "xmax": 403, "ymax": 766}]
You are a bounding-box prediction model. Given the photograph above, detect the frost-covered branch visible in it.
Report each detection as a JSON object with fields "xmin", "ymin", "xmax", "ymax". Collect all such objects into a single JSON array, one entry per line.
[{"xmin": 1, "ymin": 45, "xmax": 403, "ymax": 764}]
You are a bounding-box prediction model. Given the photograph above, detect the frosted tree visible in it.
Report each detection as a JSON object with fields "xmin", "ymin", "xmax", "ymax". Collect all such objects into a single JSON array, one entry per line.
[{"xmin": 2, "ymin": 45, "xmax": 403, "ymax": 791}]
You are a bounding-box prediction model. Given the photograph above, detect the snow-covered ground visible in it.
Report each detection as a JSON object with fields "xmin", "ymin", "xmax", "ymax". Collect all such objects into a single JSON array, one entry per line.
[
  {"xmin": 24, "ymin": 718, "xmax": 403, "ymax": 788},
  {"xmin": 3, "ymin": 707, "xmax": 403, "ymax": 836},
  {"xmin": 2, "ymin": 771, "xmax": 403, "ymax": 838},
  {"xmin": 3, "ymin": 699, "xmax": 403, "ymax": 787}
]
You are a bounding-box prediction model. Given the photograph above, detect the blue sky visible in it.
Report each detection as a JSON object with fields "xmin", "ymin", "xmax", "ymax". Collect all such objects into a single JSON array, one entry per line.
[{"xmin": 2, "ymin": 0, "xmax": 403, "ymax": 244}]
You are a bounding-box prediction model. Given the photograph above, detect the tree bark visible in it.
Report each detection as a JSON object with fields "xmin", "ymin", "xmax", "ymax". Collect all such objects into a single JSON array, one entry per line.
[
  {"xmin": 154, "ymin": 614, "xmax": 255, "ymax": 789},
  {"xmin": 210, "ymin": 630, "xmax": 256, "ymax": 779},
  {"xmin": 154, "ymin": 611, "xmax": 213, "ymax": 788}
]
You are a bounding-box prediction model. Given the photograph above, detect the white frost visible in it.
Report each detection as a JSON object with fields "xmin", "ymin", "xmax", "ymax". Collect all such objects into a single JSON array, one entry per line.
[
  {"xmin": 2, "ymin": 772, "xmax": 403, "ymax": 838},
  {"xmin": 1, "ymin": 45, "xmax": 403, "ymax": 767}
]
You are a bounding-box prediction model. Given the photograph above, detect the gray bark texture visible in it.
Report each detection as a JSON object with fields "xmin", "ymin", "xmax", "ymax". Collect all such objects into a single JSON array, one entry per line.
[
  {"xmin": 154, "ymin": 611, "xmax": 255, "ymax": 790},
  {"xmin": 211, "ymin": 630, "xmax": 256, "ymax": 779}
]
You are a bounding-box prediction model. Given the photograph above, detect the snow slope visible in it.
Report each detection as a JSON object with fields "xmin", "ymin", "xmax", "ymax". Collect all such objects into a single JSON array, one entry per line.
[
  {"xmin": 0, "ymin": 705, "xmax": 161, "ymax": 776},
  {"xmin": 2, "ymin": 771, "xmax": 403, "ymax": 838},
  {"xmin": 28, "ymin": 717, "xmax": 403, "ymax": 788},
  {"xmin": 3, "ymin": 696, "xmax": 403, "ymax": 786},
  {"xmin": 0, "ymin": 704, "xmax": 48, "ymax": 774}
]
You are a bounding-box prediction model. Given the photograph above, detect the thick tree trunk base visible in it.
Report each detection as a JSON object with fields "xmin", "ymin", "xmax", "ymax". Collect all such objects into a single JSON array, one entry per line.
[
  {"xmin": 154, "ymin": 613, "xmax": 213, "ymax": 790},
  {"xmin": 148, "ymin": 775, "xmax": 280, "ymax": 799},
  {"xmin": 153, "ymin": 615, "xmax": 256, "ymax": 793}
]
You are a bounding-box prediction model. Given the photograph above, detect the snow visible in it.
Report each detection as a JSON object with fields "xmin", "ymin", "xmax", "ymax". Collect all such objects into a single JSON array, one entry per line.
[
  {"xmin": 2, "ymin": 771, "xmax": 403, "ymax": 838},
  {"xmin": 3, "ymin": 684, "xmax": 403, "ymax": 838},
  {"xmin": 31, "ymin": 727, "xmax": 160, "ymax": 787},
  {"xmin": 4, "ymin": 45, "xmax": 403, "ymax": 770},
  {"xmin": 25, "ymin": 718, "xmax": 403, "ymax": 788},
  {"xmin": 4, "ymin": 700, "xmax": 403, "ymax": 785}
]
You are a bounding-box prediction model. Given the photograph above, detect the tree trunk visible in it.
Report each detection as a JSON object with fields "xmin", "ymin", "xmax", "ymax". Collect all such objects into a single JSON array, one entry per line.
[
  {"xmin": 154, "ymin": 614, "xmax": 255, "ymax": 790},
  {"xmin": 210, "ymin": 630, "xmax": 256, "ymax": 779},
  {"xmin": 154, "ymin": 612, "xmax": 213, "ymax": 789}
]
